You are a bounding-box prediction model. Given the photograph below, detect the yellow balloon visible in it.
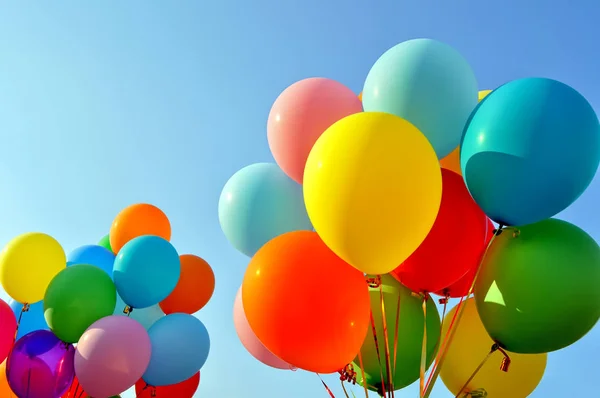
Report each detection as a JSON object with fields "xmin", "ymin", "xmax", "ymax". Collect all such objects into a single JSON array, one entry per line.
[
  {"xmin": 0, "ymin": 232, "xmax": 66, "ymax": 304},
  {"xmin": 440, "ymin": 299, "xmax": 547, "ymax": 397},
  {"xmin": 303, "ymin": 112, "xmax": 442, "ymax": 275},
  {"xmin": 440, "ymin": 89, "xmax": 493, "ymax": 176}
]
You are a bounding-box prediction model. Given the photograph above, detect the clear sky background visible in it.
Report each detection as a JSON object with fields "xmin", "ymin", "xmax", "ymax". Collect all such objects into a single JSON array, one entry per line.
[{"xmin": 0, "ymin": 1, "xmax": 598, "ymax": 397}]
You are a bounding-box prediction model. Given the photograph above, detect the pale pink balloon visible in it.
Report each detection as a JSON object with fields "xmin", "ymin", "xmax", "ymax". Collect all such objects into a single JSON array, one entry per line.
[
  {"xmin": 234, "ymin": 287, "xmax": 294, "ymax": 370},
  {"xmin": 75, "ymin": 316, "xmax": 151, "ymax": 397},
  {"xmin": 267, "ymin": 77, "xmax": 363, "ymax": 184}
]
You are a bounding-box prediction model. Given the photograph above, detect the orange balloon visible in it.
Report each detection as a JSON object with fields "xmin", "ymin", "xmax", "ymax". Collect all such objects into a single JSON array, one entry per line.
[
  {"xmin": 358, "ymin": 92, "xmax": 362, "ymax": 101},
  {"xmin": 242, "ymin": 231, "xmax": 370, "ymax": 373},
  {"xmin": 135, "ymin": 372, "xmax": 200, "ymax": 398},
  {"xmin": 160, "ymin": 255, "xmax": 215, "ymax": 314},
  {"xmin": 0, "ymin": 361, "xmax": 16, "ymax": 397},
  {"xmin": 109, "ymin": 203, "xmax": 171, "ymax": 253}
]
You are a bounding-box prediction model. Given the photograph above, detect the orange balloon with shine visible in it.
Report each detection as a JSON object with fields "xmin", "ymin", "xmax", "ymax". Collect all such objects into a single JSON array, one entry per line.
[
  {"xmin": 109, "ymin": 203, "xmax": 171, "ymax": 253},
  {"xmin": 0, "ymin": 361, "xmax": 16, "ymax": 397},
  {"xmin": 160, "ymin": 255, "xmax": 215, "ymax": 314}
]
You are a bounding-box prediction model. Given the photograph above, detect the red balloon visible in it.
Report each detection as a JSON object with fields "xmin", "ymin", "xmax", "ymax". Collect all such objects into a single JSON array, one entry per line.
[
  {"xmin": 434, "ymin": 220, "xmax": 495, "ymax": 298},
  {"xmin": 391, "ymin": 169, "xmax": 489, "ymax": 293},
  {"xmin": 135, "ymin": 372, "xmax": 200, "ymax": 398},
  {"xmin": 242, "ymin": 231, "xmax": 371, "ymax": 373}
]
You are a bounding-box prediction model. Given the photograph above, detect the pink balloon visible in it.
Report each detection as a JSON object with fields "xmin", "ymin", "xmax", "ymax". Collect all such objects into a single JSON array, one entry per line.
[
  {"xmin": 75, "ymin": 316, "xmax": 151, "ymax": 397},
  {"xmin": 234, "ymin": 287, "xmax": 293, "ymax": 370},
  {"xmin": 267, "ymin": 77, "xmax": 363, "ymax": 184},
  {"xmin": 0, "ymin": 299, "xmax": 17, "ymax": 363}
]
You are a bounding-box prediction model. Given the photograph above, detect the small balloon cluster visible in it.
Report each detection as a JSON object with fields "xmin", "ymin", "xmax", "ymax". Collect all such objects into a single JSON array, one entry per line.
[
  {"xmin": 220, "ymin": 38, "xmax": 600, "ymax": 397},
  {"xmin": 0, "ymin": 203, "xmax": 214, "ymax": 398}
]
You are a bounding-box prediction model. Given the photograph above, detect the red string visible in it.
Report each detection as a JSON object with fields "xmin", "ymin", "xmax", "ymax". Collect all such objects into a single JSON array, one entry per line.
[{"xmin": 317, "ymin": 374, "xmax": 336, "ymax": 397}]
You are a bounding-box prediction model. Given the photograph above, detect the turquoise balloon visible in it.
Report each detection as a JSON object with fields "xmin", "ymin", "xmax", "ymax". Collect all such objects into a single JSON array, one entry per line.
[
  {"xmin": 461, "ymin": 78, "xmax": 600, "ymax": 226},
  {"xmin": 113, "ymin": 294, "xmax": 164, "ymax": 330},
  {"xmin": 218, "ymin": 163, "xmax": 313, "ymax": 257},
  {"xmin": 362, "ymin": 38, "xmax": 478, "ymax": 159}
]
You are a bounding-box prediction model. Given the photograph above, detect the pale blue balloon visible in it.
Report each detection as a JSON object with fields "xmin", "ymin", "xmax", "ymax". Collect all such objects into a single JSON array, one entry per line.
[
  {"xmin": 9, "ymin": 300, "xmax": 49, "ymax": 340},
  {"xmin": 113, "ymin": 293, "xmax": 164, "ymax": 330},
  {"xmin": 113, "ymin": 235, "xmax": 180, "ymax": 309},
  {"xmin": 461, "ymin": 77, "xmax": 600, "ymax": 226},
  {"xmin": 143, "ymin": 313, "xmax": 210, "ymax": 386},
  {"xmin": 67, "ymin": 244, "xmax": 116, "ymax": 278},
  {"xmin": 362, "ymin": 38, "xmax": 478, "ymax": 159},
  {"xmin": 218, "ymin": 163, "xmax": 313, "ymax": 257}
]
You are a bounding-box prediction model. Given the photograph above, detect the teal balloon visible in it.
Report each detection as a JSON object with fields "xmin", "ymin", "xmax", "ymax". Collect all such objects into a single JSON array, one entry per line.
[
  {"xmin": 461, "ymin": 78, "xmax": 600, "ymax": 226},
  {"xmin": 474, "ymin": 219, "xmax": 600, "ymax": 353},
  {"xmin": 113, "ymin": 293, "xmax": 164, "ymax": 330},
  {"xmin": 362, "ymin": 38, "xmax": 478, "ymax": 159},
  {"xmin": 218, "ymin": 163, "xmax": 313, "ymax": 257}
]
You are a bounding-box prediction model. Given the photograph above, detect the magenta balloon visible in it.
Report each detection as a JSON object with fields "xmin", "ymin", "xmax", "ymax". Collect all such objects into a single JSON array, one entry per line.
[
  {"xmin": 233, "ymin": 287, "xmax": 293, "ymax": 370},
  {"xmin": 0, "ymin": 299, "xmax": 17, "ymax": 362},
  {"xmin": 6, "ymin": 330, "xmax": 75, "ymax": 398},
  {"xmin": 75, "ymin": 316, "xmax": 151, "ymax": 397}
]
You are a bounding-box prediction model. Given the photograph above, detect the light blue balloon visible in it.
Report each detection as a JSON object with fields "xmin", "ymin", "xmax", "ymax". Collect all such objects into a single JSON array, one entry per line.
[
  {"xmin": 9, "ymin": 300, "xmax": 49, "ymax": 340},
  {"xmin": 113, "ymin": 293, "xmax": 164, "ymax": 330},
  {"xmin": 67, "ymin": 244, "xmax": 116, "ymax": 278},
  {"xmin": 143, "ymin": 313, "xmax": 210, "ymax": 386},
  {"xmin": 218, "ymin": 163, "xmax": 313, "ymax": 257},
  {"xmin": 113, "ymin": 235, "xmax": 180, "ymax": 309},
  {"xmin": 461, "ymin": 77, "xmax": 600, "ymax": 226},
  {"xmin": 362, "ymin": 38, "xmax": 478, "ymax": 159}
]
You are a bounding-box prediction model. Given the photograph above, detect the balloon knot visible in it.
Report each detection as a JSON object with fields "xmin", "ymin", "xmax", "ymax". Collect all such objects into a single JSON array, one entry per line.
[
  {"xmin": 365, "ymin": 275, "xmax": 381, "ymax": 288},
  {"xmin": 411, "ymin": 291, "xmax": 428, "ymax": 301},
  {"xmin": 438, "ymin": 292, "xmax": 449, "ymax": 304},
  {"xmin": 512, "ymin": 229, "xmax": 521, "ymax": 238},
  {"xmin": 151, "ymin": 387, "xmax": 157, "ymax": 397},
  {"xmin": 22, "ymin": 303, "xmax": 30, "ymax": 312},
  {"xmin": 464, "ymin": 388, "xmax": 488, "ymax": 397},
  {"xmin": 123, "ymin": 305, "xmax": 133, "ymax": 315},
  {"xmin": 338, "ymin": 364, "xmax": 357, "ymax": 384}
]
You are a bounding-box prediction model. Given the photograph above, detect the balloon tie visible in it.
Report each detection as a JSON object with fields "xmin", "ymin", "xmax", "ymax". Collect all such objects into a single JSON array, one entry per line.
[
  {"xmin": 453, "ymin": 344, "xmax": 499, "ymax": 397},
  {"xmin": 316, "ymin": 373, "xmax": 336, "ymax": 397},
  {"xmin": 365, "ymin": 275, "xmax": 381, "ymax": 288},
  {"xmin": 461, "ymin": 388, "xmax": 488, "ymax": 398},
  {"xmin": 423, "ymin": 226, "xmax": 503, "ymax": 398},
  {"xmin": 13, "ymin": 303, "xmax": 30, "ymax": 342},
  {"xmin": 356, "ymin": 350, "xmax": 370, "ymax": 397},
  {"xmin": 339, "ymin": 364, "xmax": 357, "ymax": 384},
  {"xmin": 123, "ymin": 305, "xmax": 133, "ymax": 316},
  {"xmin": 378, "ymin": 281, "xmax": 394, "ymax": 397},
  {"xmin": 496, "ymin": 345, "xmax": 511, "ymax": 372},
  {"xmin": 436, "ymin": 294, "xmax": 449, "ymax": 349}
]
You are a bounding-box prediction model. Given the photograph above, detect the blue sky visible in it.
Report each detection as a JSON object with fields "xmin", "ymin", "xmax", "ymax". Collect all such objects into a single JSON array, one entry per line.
[{"xmin": 0, "ymin": 0, "xmax": 598, "ymax": 397}]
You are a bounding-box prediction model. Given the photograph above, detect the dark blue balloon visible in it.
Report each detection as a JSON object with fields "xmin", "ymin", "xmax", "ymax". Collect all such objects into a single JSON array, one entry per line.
[
  {"xmin": 67, "ymin": 245, "xmax": 116, "ymax": 278},
  {"xmin": 9, "ymin": 300, "xmax": 49, "ymax": 340}
]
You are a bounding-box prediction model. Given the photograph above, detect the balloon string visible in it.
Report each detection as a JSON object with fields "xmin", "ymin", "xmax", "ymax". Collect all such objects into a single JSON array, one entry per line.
[
  {"xmin": 453, "ymin": 344, "xmax": 499, "ymax": 397},
  {"xmin": 357, "ymin": 350, "xmax": 370, "ymax": 398},
  {"xmin": 13, "ymin": 303, "xmax": 30, "ymax": 343},
  {"xmin": 418, "ymin": 295, "xmax": 428, "ymax": 397},
  {"xmin": 391, "ymin": 294, "xmax": 401, "ymax": 385},
  {"xmin": 378, "ymin": 281, "xmax": 394, "ymax": 397},
  {"xmin": 317, "ymin": 373, "xmax": 336, "ymax": 398},
  {"xmin": 341, "ymin": 380, "xmax": 351, "ymax": 398},
  {"xmin": 423, "ymin": 225, "xmax": 506, "ymax": 398},
  {"xmin": 135, "ymin": 383, "xmax": 151, "ymax": 398}
]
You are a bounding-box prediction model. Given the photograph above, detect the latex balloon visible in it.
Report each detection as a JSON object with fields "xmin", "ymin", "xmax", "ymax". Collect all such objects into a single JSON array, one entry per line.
[
  {"xmin": 392, "ymin": 169, "xmax": 489, "ymax": 293},
  {"xmin": 113, "ymin": 235, "xmax": 180, "ymax": 309},
  {"xmin": 242, "ymin": 231, "xmax": 370, "ymax": 373},
  {"xmin": 440, "ymin": 90, "xmax": 492, "ymax": 176},
  {"xmin": 110, "ymin": 203, "xmax": 171, "ymax": 253},
  {"xmin": 358, "ymin": 92, "xmax": 362, "ymax": 101},
  {"xmin": 143, "ymin": 314, "xmax": 210, "ymax": 386},
  {"xmin": 75, "ymin": 316, "xmax": 151, "ymax": 397},
  {"xmin": 233, "ymin": 287, "xmax": 292, "ymax": 369},
  {"xmin": 160, "ymin": 254, "xmax": 215, "ymax": 314},
  {"xmin": 304, "ymin": 112, "xmax": 442, "ymax": 275},
  {"xmin": 353, "ymin": 275, "xmax": 440, "ymax": 392},
  {"xmin": 6, "ymin": 330, "xmax": 75, "ymax": 398},
  {"xmin": 440, "ymin": 299, "xmax": 547, "ymax": 397},
  {"xmin": 362, "ymin": 38, "xmax": 478, "ymax": 158},
  {"xmin": 67, "ymin": 245, "xmax": 116, "ymax": 278},
  {"xmin": 0, "ymin": 300, "xmax": 16, "ymax": 363},
  {"xmin": 461, "ymin": 78, "xmax": 600, "ymax": 226},
  {"xmin": 0, "ymin": 361, "xmax": 16, "ymax": 397},
  {"xmin": 9, "ymin": 300, "xmax": 49, "ymax": 340},
  {"xmin": 44, "ymin": 264, "xmax": 117, "ymax": 343},
  {"xmin": 135, "ymin": 372, "xmax": 200, "ymax": 398},
  {"xmin": 219, "ymin": 163, "xmax": 313, "ymax": 257},
  {"xmin": 475, "ymin": 219, "xmax": 600, "ymax": 353},
  {"xmin": 435, "ymin": 219, "xmax": 495, "ymax": 298},
  {"xmin": 267, "ymin": 77, "xmax": 363, "ymax": 183},
  {"xmin": 62, "ymin": 376, "xmax": 122, "ymax": 398},
  {"xmin": 114, "ymin": 294, "xmax": 164, "ymax": 330},
  {"xmin": 98, "ymin": 234, "xmax": 114, "ymax": 253},
  {"xmin": 0, "ymin": 232, "xmax": 66, "ymax": 304}
]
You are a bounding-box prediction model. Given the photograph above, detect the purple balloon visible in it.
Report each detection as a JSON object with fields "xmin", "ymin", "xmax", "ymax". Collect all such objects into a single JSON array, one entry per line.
[{"xmin": 7, "ymin": 330, "xmax": 75, "ymax": 398}]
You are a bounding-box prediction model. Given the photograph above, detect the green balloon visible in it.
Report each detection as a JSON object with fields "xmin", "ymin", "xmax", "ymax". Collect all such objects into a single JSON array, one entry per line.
[
  {"xmin": 44, "ymin": 264, "xmax": 117, "ymax": 343},
  {"xmin": 475, "ymin": 218, "xmax": 600, "ymax": 353},
  {"xmin": 353, "ymin": 275, "xmax": 440, "ymax": 393},
  {"xmin": 98, "ymin": 234, "xmax": 113, "ymax": 253}
]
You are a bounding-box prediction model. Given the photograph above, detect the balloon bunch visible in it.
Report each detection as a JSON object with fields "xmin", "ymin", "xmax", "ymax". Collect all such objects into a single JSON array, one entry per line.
[
  {"xmin": 0, "ymin": 203, "xmax": 214, "ymax": 398},
  {"xmin": 220, "ymin": 37, "xmax": 600, "ymax": 398}
]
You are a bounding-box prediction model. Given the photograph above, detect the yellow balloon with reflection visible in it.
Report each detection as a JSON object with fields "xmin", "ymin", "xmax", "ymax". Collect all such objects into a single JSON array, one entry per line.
[
  {"xmin": 440, "ymin": 89, "xmax": 493, "ymax": 176},
  {"xmin": 440, "ymin": 298, "xmax": 547, "ymax": 398},
  {"xmin": 0, "ymin": 361, "xmax": 16, "ymax": 397},
  {"xmin": 303, "ymin": 112, "xmax": 442, "ymax": 275},
  {"xmin": 0, "ymin": 232, "xmax": 66, "ymax": 304}
]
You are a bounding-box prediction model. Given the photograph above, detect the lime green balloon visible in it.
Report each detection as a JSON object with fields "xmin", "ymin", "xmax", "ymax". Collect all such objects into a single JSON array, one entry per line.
[
  {"xmin": 353, "ymin": 275, "xmax": 440, "ymax": 392},
  {"xmin": 44, "ymin": 264, "xmax": 117, "ymax": 343},
  {"xmin": 98, "ymin": 234, "xmax": 113, "ymax": 253},
  {"xmin": 475, "ymin": 218, "xmax": 600, "ymax": 354}
]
